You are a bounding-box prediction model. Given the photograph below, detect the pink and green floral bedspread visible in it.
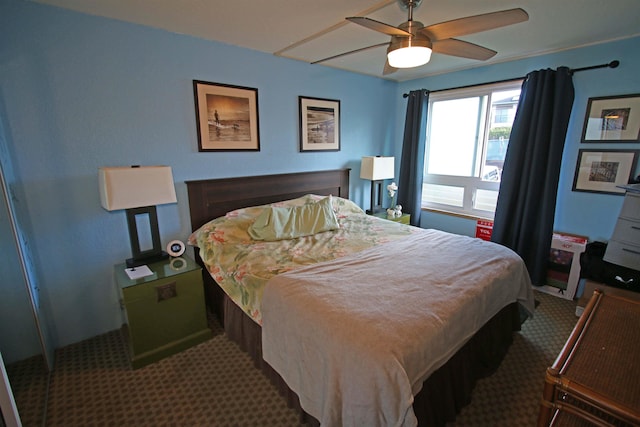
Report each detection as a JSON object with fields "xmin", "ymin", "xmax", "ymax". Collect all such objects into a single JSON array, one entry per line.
[{"xmin": 188, "ymin": 195, "xmax": 417, "ymax": 324}]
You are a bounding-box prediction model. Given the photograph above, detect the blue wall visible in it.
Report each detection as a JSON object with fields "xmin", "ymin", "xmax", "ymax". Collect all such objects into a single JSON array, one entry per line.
[
  {"xmin": 2, "ymin": 0, "xmax": 639, "ymax": 349},
  {"xmin": 396, "ymin": 38, "xmax": 640, "ymax": 241},
  {"xmin": 1, "ymin": 0, "xmax": 396, "ymax": 348}
]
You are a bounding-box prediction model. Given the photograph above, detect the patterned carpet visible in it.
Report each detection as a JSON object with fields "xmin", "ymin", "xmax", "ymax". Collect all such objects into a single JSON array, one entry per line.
[
  {"xmin": 448, "ymin": 291, "xmax": 578, "ymax": 426},
  {"xmin": 7, "ymin": 290, "xmax": 578, "ymax": 426}
]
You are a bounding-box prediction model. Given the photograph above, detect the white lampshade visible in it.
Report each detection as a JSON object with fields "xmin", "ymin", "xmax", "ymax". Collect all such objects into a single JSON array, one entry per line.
[
  {"xmin": 360, "ymin": 156, "xmax": 395, "ymax": 181},
  {"xmin": 99, "ymin": 166, "xmax": 177, "ymax": 211},
  {"xmin": 387, "ymin": 46, "xmax": 432, "ymax": 68}
]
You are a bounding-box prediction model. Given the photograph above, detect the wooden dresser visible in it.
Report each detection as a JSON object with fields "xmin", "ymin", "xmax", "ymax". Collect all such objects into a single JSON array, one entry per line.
[
  {"xmin": 538, "ymin": 290, "xmax": 640, "ymax": 426},
  {"xmin": 604, "ymin": 189, "xmax": 640, "ymax": 270}
]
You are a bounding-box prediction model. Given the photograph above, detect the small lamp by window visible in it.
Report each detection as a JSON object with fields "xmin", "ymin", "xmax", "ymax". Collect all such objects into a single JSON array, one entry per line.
[
  {"xmin": 360, "ymin": 156, "xmax": 395, "ymax": 214},
  {"xmin": 99, "ymin": 165, "xmax": 177, "ymax": 268}
]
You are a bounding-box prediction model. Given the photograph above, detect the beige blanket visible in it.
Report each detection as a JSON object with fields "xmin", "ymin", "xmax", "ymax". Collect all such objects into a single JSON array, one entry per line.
[{"xmin": 262, "ymin": 229, "xmax": 535, "ymax": 427}]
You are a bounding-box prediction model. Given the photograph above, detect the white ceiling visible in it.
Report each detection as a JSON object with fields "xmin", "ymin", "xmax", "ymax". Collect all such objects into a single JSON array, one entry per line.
[{"xmin": 31, "ymin": 0, "xmax": 640, "ymax": 82}]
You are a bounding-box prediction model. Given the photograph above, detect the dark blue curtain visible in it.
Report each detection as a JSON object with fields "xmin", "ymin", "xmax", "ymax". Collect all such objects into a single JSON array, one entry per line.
[
  {"xmin": 398, "ymin": 90, "xmax": 428, "ymax": 226},
  {"xmin": 491, "ymin": 67, "xmax": 575, "ymax": 285}
]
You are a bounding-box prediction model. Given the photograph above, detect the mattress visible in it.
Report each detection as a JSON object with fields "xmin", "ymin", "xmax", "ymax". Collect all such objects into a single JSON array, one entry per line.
[{"xmin": 189, "ymin": 194, "xmax": 416, "ymax": 324}]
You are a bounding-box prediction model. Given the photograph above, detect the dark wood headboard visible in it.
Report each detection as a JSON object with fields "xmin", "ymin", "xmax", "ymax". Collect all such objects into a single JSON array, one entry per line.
[{"xmin": 186, "ymin": 169, "xmax": 351, "ymax": 231}]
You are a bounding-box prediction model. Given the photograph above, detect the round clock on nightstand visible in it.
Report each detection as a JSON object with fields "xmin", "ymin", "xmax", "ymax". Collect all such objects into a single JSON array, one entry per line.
[{"xmin": 166, "ymin": 240, "xmax": 186, "ymax": 257}]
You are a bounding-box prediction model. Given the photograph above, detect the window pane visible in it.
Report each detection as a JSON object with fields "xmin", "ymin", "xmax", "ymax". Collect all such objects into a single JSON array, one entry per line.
[
  {"xmin": 494, "ymin": 107, "xmax": 509, "ymax": 123},
  {"xmin": 484, "ymin": 89, "xmax": 520, "ymax": 182},
  {"xmin": 474, "ymin": 189, "xmax": 499, "ymax": 212},
  {"xmin": 427, "ymin": 97, "xmax": 484, "ymax": 177},
  {"xmin": 423, "ymin": 183, "xmax": 464, "ymax": 207}
]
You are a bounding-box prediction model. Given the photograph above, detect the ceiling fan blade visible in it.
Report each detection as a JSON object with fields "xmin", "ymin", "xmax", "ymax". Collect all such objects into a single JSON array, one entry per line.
[
  {"xmin": 383, "ymin": 59, "xmax": 397, "ymax": 75},
  {"xmin": 311, "ymin": 42, "xmax": 390, "ymax": 64},
  {"xmin": 421, "ymin": 8, "xmax": 528, "ymax": 41},
  {"xmin": 347, "ymin": 16, "xmax": 412, "ymax": 37},
  {"xmin": 432, "ymin": 39, "xmax": 497, "ymax": 60}
]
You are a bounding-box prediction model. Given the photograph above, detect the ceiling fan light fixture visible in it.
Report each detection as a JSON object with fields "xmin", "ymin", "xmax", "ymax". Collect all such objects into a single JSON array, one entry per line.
[{"xmin": 387, "ymin": 37, "xmax": 432, "ymax": 68}]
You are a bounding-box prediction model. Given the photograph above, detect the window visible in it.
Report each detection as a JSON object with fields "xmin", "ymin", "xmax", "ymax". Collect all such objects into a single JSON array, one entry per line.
[
  {"xmin": 493, "ymin": 107, "xmax": 509, "ymax": 124},
  {"xmin": 422, "ymin": 81, "xmax": 522, "ymax": 219}
]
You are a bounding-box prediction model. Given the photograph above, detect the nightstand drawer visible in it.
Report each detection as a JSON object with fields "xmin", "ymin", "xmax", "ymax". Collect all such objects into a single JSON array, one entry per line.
[
  {"xmin": 123, "ymin": 269, "xmax": 206, "ymax": 354},
  {"xmin": 603, "ymin": 240, "xmax": 640, "ymax": 270},
  {"xmin": 122, "ymin": 267, "xmax": 199, "ymax": 302}
]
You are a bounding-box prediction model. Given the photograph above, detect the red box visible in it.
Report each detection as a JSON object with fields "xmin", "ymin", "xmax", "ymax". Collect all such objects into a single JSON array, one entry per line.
[{"xmin": 475, "ymin": 220, "xmax": 493, "ymax": 241}]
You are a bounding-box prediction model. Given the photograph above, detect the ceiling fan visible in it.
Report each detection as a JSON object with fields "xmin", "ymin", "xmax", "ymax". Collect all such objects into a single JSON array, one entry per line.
[{"xmin": 313, "ymin": 0, "xmax": 529, "ymax": 75}]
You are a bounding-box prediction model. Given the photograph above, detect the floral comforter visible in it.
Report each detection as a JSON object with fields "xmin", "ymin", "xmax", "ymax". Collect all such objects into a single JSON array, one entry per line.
[{"xmin": 188, "ymin": 195, "xmax": 416, "ymax": 324}]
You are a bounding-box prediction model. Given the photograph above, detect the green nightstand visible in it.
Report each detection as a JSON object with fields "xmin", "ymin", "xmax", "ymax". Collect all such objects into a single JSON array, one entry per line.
[
  {"xmin": 374, "ymin": 212, "xmax": 411, "ymax": 225},
  {"xmin": 114, "ymin": 255, "xmax": 212, "ymax": 369}
]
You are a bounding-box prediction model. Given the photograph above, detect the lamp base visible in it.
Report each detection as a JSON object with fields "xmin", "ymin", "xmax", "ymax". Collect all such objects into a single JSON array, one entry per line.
[
  {"xmin": 367, "ymin": 180, "xmax": 385, "ymax": 215},
  {"xmin": 126, "ymin": 251, "xmax": 169, "ymax": 268}
]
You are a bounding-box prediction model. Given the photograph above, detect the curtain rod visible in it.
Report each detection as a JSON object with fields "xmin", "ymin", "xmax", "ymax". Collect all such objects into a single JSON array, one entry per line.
[{"xmin": 402, "ymin": 60, "xmax": 620, "ymax": 98}]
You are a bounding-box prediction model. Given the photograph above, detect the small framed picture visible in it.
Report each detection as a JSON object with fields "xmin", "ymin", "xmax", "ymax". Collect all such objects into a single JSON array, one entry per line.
[
  {"xmin": 193, "ymin": 80, "xmax": 260, "ymax": 151},
  {"xmin": 572, "ymin": 149, "xmax": 639, "ymax": 195},
  {"xmin": 581, "ymin": 94, "xmax": 640, "ymax": 143},
  {"xmin": 299, "ymin": 96, "xmax": 340, "ymax": 152}
]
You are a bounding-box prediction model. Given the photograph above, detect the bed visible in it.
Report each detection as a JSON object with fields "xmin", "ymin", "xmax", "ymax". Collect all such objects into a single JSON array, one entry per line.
[{"xmin": 186, "ymin": 169, "xmax": 535, "ymax": 427}]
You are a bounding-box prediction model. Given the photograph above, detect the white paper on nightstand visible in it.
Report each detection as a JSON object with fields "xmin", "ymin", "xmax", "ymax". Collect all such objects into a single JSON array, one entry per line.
[{"xmin": 125, "ymin": 265, "xmax": 154, "ymax": 280}]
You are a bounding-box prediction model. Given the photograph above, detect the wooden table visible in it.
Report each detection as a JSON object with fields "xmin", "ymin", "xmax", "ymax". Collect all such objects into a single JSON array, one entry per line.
[
  {"xmin": 538, "ymin": 289, "xmax": 640, "ymax": 426},
  {"xmin": 575, "ymin": 279, "xmax": 640, "ymax": 317}
]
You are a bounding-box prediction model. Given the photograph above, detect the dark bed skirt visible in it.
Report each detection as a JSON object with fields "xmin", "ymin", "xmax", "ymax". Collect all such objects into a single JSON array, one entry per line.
[{"xmin": 221, "ymin": 293, "xmax": 521, "ymax": 427}]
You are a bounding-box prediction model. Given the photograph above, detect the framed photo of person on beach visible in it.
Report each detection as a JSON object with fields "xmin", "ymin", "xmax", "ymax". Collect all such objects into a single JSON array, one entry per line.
[
  {"xmin": 193, "ymin": 80, "xmax": 260, "ymax": 151},
  {"xmin": 299, "ymin": 96, "xmax": 340, "ymax": 152}
]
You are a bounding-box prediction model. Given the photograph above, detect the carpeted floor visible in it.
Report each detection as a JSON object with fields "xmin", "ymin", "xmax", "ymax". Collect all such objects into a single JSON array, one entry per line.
[{"xmin": 7, "ymin": 290, "xmax": 578, "ymax": 426}]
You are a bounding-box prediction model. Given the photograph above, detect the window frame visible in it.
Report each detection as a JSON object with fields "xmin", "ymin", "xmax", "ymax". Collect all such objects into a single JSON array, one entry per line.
[{"xmin": 422, "ymin": 80, "xmax": 523, "ymax": 219}]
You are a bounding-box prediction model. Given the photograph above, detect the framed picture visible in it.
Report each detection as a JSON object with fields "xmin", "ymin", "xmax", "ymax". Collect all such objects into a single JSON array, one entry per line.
[
  {"xmin": 193, "ymin": 80, "xmax": 260, "ymax": 151},
  {"xmin": 572, "ymin": 149, "xmax": 639, "ymax": 195},
  {"xmin": 299, "ymin": 96, "xmax": 340, "ymax": 152},
  {"xmin": 581, "ymin": 94, "xmax": 640, "ymax": 143}
]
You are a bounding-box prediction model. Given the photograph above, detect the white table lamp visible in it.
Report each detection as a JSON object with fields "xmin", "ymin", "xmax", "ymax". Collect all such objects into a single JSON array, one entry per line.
[
  {"xmin": 99, "ymin": 165, "xmax": 177, "ymax": 267},
  {"xmin": 360, "ymin": 156, "xmax": 395, "ymax": 214}
]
